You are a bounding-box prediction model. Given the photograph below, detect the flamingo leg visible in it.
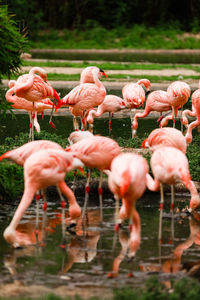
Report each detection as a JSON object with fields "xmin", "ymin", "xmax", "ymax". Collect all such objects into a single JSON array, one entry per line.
[
  {"xmin": 41, "ymin": 189, "xmax": 48, "ymax": 246},
  {"xmin": 108, "ymin": 112, "xmax": 112, "ymax": 135},
  {"xmin": 28, "ymin": 112, "xmax": 32, "ymax": 141},
  {"xmin": 56, "ymin": 185, "xmax": 66, "ymax": 246},
  {"xmin": 35, "ymin": 191, "xmax": 41, "ymax": 240},
  {"xmin": 73, "ymin": 116, "xmax": 79, "ymax": 131},
  {"xmin": 158, "ymin": 183, "xmax": 164, "ymax": 242},
  {"xmin": 82, "ymin": 169, "xmax": 91, "ymax": 223},
  {"xmin": 98, "ymin": 171, "xmax": 103, "ymax": 223},
  {"xmin": 49, "ymin": 102, "xmax": 56, "ymax": 129},
  {"xmin": 169, "ymin": 185, "xmax": 175, "ymax": 244},
  {"xmin": 31, "ymin": 103, "xmax": 35, "ymax": 141}
]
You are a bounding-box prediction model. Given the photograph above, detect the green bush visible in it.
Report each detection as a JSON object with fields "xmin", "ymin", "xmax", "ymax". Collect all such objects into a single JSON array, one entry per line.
[{"xmin": 0, "ymin": 5, "xmax": 28, "ymax": 81}]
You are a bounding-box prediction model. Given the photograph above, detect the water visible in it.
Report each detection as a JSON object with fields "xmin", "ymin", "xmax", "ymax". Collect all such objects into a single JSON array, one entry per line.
[{"xmin": 0, "ymin": 191, "xmax": 200, "ymax": 297}]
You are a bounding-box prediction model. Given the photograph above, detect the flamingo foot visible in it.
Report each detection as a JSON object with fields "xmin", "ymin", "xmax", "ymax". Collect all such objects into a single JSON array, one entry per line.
[
  {"xmin": 107, "ymin": 272, "xmax": 118, "ymax": 278},
  {"xmin": 49, "ymin": 121, "xmax": 56, "ymax": 129}
]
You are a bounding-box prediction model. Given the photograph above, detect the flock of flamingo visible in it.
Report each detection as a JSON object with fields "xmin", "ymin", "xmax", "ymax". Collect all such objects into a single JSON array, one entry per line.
[{"xmin": 1, "ymin": 65, "xmax": 200, "ymax": 278}]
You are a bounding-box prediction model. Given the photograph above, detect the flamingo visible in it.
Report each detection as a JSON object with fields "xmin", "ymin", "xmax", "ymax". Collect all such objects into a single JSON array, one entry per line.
[
  {"xmin": 65, "ymin": 135, "xmax": 121, "ymax": 222},
  {"xmin": 0, "ymin": 140, "xmax": 82, "ymax": 232},
  {"xmin": 6, "ymin": 80, "xmax": 53, "ymax": 136},
  {"xmin": 56, "ymin": 67, "xmax": 108, "ymax": 131},
  {"xmin": 108, "ymin": 153, "xmax": 150, "ymax": 266},
  {"xmin": 142, "ymin": 127, "xmax": 187, "ymax": 242},
  {"xmin": 87, "ymin": 95, "xmax": 126, "ymax": 134},
  {"xmin": 159, "ymin": 81, "xmax": 191, "ymax": 128},
  {"xmin": 3, "ymin": 148, "xmax": 84, "ymax": 247},
  {"xmin": 80, "ymin": 66, "xmax": 108, "ymax": 84},
  {"xmin": 141, "ymin": 127, "xmax": 187, "ymax": 154},
  {"xmin": 146, "ymin": 146, "xmax": 200, "ymax": 241},
  {"xmin": 132, "ymin": 90, "xmax": 171, "ymax": 137},
  {"xmin": 13, "ymin": 67, "xmax": 61, "ymax": 139},
  {"xmin": 181, "ymin": 80, "xmax": 200, "ymax": 144},
  {"xmin": 68, "ymin": 130, "xmax": 94, "ymax": 145},
  {"xmin": 122, "ymin": 79, "xmax": 151, "ymax": 137}
]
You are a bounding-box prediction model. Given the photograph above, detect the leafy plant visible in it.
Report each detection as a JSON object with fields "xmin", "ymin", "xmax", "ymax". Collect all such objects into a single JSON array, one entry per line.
[{"xmin": 0, "ymin": 4, "xmax": 28, "ymax": 81}]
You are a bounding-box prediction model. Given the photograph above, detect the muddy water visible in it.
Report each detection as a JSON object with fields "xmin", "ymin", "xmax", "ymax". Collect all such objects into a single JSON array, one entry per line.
[{"xmin": 0, "ymin": 190, "xmax": 200, "ymax": 298}]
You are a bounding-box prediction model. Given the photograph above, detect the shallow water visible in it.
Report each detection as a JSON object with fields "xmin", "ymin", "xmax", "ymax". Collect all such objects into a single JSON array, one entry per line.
[{"xmin": 1, "ymin": 190, "xmax": 200, "ymax": 294}]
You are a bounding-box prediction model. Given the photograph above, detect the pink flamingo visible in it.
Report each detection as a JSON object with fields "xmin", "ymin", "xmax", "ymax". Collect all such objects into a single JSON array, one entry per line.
[
  {"xmin": 159, "ymin": 81, "xmax": 191, "ymax": 128},
  {"xmin": 141, "ymin": 127, "xmax": 187, "ymax": 154},
  {"xmin": 87, "ymin": 94, "xmax": 126, "ymax": 134},
  {"xmin": 13, "ymin": 67, "xmax": 61, "ymax": 138},
  {"xmin": 108, "ymin": 152, "xmax": 150, "ymax": 277},
  {"xmin": 0, "ymin": 140, "xmax": 82, "ymax": 232},
  {"xmin": 146, "ymin": 146, "xmax": 200, "ymax": 241},
  {"xmin": 80, "ymin": 66, "xmax": 108, "ymax": 84},
  {"xmin": 181, "ymin": 81, "xmax": 200, "ymax": 144},
  {"xmin": 56, "ymin": 67, "xmax": 108, "ymax": 130},
  {"xmin": 132, "ymin": 90, "xmax": 171, "ymax": 137},
  {"xmin": 122, "ymin": 79, "xmax": 151, "ymax": 137},
  {"xmin": 65, "ymin": 135, "xmax": 121, "ymax": 222},
  {"xmin": 3, "ymin": 148, "xmax": 84, "ymax": 247},
  {"xmin": 68, "ymin": 130, "xmax": 93, "ymax": 145},
  {"xmin": 6, "ymin": 80, "xmax": 53, "ymax": 135}
]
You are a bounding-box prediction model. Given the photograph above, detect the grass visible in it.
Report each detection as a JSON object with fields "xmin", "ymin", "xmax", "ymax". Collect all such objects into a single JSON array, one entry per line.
[{"xmin": 30, "ymin": 25, "xmax": 200, "ymax": 50}]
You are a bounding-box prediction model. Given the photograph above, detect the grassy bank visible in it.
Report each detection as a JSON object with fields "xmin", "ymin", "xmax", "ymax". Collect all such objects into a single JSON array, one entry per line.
[{"xmin": 30, "ymin": 26, "xmax": 200, "ymax": 50}]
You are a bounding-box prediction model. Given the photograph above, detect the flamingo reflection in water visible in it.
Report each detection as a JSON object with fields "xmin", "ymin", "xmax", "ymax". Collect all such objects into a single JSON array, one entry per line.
[
  {"xmin": 60, "ymin": 209, "xmax": 101, "ymax": 274},
  {"xmin": 139, "ymin": 211, "xmax": 200, "ymax": 285}
]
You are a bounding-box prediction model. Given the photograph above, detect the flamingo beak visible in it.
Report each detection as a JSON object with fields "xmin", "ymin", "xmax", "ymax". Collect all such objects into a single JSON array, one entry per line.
[{"xmin": 102, "ymin": 72, "xmax": 108, "ymax": 78}]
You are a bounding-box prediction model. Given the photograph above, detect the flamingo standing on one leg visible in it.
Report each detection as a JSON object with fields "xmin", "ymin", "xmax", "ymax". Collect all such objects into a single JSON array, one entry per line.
[
  {"xmin": 56, "ymin": 67, "xmax": 108, "ymax": 131},
  {"xmin": 107, "ymin": 152, "xmax": 150, "ymax": 277},
  {"xmin": 3, "ymin": 148, "xmax": 84, "ymax": 248},
  {"xmin": 0, "ymin": 140, "xmax": 82, "ymax": 230},
  {"xmin": 181, "ymin": 80, "xmax": 200, "ymax": 144},
  {"xmin": 122, "ymin": 79, "xmax": 151, "ymax": 137},
  {"xmin": 159, "ymin": 81, "xmax": 191, "ymax": 128},
  {"xmin": 146, "ymin": 146, "xmax": 200, "ymax": 241},
  {"xmin": 13, "ymin": 67, "xmax": 61, "ymax": 139},
  {"xmin": 6, "ymin": 80, "xmax": 54, "ymax": 136},
  {"xmin": 132, "ymin": 90, "xmax": 171, "ymax": 137},
  {"xmin": 65, "ymin": 135, "xmax": 121, "ymax": 222},
  {"xmin": 87, "ymin": 95, "xmax": 126, "ymax": 134}
]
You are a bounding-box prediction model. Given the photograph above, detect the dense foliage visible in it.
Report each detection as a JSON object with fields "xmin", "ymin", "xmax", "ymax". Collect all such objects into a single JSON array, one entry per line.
[
  {"xmin": 3, "ymin": 0, "xmax": 200, "ymax": 34},
  {"xmin": 0, "ymin": 4, "xmax": 28, "ymax": 80}
]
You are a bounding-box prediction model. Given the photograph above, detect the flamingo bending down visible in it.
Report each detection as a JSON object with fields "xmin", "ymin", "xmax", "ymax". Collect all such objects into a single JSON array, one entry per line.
[
  {"xmin": 108, "ymin": 153, "xmax": 150, "ymax": 266},
  {"xmin": 0, "ymin": 140, "xmax": 82, "ymax": 229},
  {"xmin": 65, "ymin": 135, "xmax": 121, "ymax": 222},
  {"xmin": 3, "ymin": 148, "xmax": 84, "ymax": 247},
  {"xmin": 68, "ymin": 130, "xmax": 94, "ymax": 145},
  {"xmin": 132, "ymin": 90, "xmax": 171, "ymax": 137},
  {"xmin": 122, "ymin": 79, "xmax": 151, "ymax": 137},
  {"xmin": 146, "ymin": 146, "xmax": 200, "ymax": 240},
  {"xmin": 141, "ymin": 127, "xmax": 187, "ymax": 154},
  {"xmin": 87, "ymin": 94, "xmax": 126, "ymax": 134},
  {"xmin": 56, "ymin": 67, "xmax": 107, "ymax": 130},
  {"xmin": 13, "ymin": 67, "xmax": 61, "ymax": 137},
  {"xmin": 6, "ymin": 80, "xmax": 53, "ymax": 135},
  {"xmin": 159, "ymin": 81, "xmax": 191, "ymax": 128},
  {"xmin": 181, "ymin": 81, "xmax": 200, "ymax": 144}
]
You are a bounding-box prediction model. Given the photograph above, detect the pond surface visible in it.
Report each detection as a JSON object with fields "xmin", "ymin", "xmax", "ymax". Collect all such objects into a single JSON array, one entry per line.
[{"xmin": 0, "ymin": 190, "xmax": 200, "ymax": 298}]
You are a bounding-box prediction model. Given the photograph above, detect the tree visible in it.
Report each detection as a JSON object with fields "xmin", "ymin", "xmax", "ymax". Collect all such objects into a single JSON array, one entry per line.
[{"xmin": 0, "ymin": 4, "xmax": 28, "ymax": 81}]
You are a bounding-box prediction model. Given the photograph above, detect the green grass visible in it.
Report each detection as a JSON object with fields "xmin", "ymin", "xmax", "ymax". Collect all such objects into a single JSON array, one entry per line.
[
  {"xmin": 30, "ymin": 25, "xmax": 200, "ymax": 50},
  {"xmin": 4, "ymin": 72, "xmax": 200, "ymax": 83},
  {"xmin": 22, "ymin": 60, "xmax": 200, "ymax": 71}
]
